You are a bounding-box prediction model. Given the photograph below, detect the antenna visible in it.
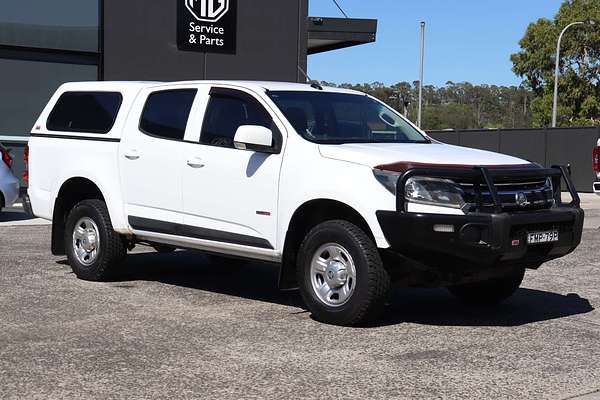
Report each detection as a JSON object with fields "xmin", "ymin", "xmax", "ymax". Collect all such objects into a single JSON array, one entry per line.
[
  {"xmin": 297, "ymin": 65, "xmax": 312, "ymax": 82},
  {"xmin": 332, "ymin": 0, "xmax": 349, "ymax": 18},
  {"xmin": 297, "ymin": 65, "xmax": 323, "ymax": 90}
]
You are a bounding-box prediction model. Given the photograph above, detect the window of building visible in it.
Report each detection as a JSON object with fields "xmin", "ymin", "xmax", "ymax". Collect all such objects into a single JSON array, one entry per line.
[
  {"xmin": 47, "ymin": 91, "xmax": 122, "ymax": 134},
  {"xmin": 0, "ymin": 0, "xmax": 99, "ymax": 52},
  {"xmin": 0, "ymin": 59, "xmax": 98, "ymax": 135},
  {"xmin": 200, "ymin": 95, "xmax": 272, "ymax": 148},
  {"xmin": 139, "ymin": 90, "xmax": 197, "ymax": 141}
]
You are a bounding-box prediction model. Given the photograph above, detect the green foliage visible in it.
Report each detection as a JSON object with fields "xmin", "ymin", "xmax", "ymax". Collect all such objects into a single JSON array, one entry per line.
[
  {"xmin": 321, "ymin": 81, "xmax": 533, "ymax": 130},
  {"xmin": 511, "ymin": 0, "xmax": 600, "ymax": 127}
]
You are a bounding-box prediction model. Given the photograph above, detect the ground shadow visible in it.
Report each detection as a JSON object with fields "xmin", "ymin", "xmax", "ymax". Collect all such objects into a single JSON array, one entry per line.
[
  {"xmin": 376, "ymin": 287, "xmax": 594, "ymax": 327},
  {"xmin": 107, "ymin": 250, "xmax": 304, "ymax": 308},
  {"xmin": 0, "ymin": 210, "xmax": 34, "ymax": 223},
  {"xmin": 72, "ymin": 250, "xmax": 594, "ymax": 328}
]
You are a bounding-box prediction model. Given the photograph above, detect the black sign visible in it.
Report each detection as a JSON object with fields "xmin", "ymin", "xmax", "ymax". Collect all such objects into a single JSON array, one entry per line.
[{"xmin": 177, "ymin": 0, "xmax": 237, "ymax": 54}]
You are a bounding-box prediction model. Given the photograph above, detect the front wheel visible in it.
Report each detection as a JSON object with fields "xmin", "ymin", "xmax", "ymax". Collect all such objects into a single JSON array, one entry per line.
[
  {"xmin": 65, "ymin": 199, "xmax": 126, "ymax": 281},
  {"xmin": 448, "ymin": 268, "xmax": 525, "ymax": 305},
  {"xmin": 297, "ymin": 220, "xmax": 390, "ymax": 326}
]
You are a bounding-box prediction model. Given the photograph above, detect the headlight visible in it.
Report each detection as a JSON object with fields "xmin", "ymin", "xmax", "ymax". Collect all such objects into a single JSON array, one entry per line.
[{"xmin": 405, "ymin": 177, "xmax": 467, "ymax": 209}]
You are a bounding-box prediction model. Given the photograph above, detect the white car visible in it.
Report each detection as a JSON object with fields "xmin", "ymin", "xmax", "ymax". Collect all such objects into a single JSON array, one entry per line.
[
  {"xmin": 0, "ymin": 143, "xmax": 19, "ymax": 212},
  {"xmin": 593, "ymin": 139, "xmax": 600, "ymax": 194},
  {"xmin": 27, "ymin": 81, "xmax": 584, "ymax": 326}
]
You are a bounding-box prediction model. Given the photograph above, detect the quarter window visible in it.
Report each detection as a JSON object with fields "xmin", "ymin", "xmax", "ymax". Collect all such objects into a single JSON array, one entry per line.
[
  {"xmin": 47, "ymin": 91, "xmax": 122, "ymax": 134},
  {"xmin": 200, "ymin": 94, "xmax": 272, "ymax": 148},
  {"xmin": 139, "ymin": 89, "xmax": 197, "ymax": 141}
]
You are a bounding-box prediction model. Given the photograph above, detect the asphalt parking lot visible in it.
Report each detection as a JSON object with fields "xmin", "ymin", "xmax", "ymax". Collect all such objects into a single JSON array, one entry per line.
[{"xmin": 1, "ymin": 198, "xmax": 599, "ymax": 399}]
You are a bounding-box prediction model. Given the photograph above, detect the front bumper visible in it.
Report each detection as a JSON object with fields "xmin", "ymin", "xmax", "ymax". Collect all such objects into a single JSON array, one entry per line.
[
  {"xmin": 378, "ymin": 164, "xmax": 584, "ymax": 269},
  {"xmin": 377, "ymin": 207, "xmax": 584, "ymax": 268}
]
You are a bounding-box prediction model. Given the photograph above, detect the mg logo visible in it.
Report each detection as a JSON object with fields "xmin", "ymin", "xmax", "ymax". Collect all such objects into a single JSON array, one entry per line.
[{"xmin": 186, "ymin": 0, "xmax": 229, "ymax": 23}]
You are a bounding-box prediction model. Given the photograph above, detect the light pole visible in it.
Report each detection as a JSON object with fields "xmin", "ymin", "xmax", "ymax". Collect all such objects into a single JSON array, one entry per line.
[
  {"xmin": 418, "ymin": 21, "xmax": 426, "ymax": 128},
  {"xmin": 552, "ymin": 20, "xmax": 595, "ymax": 127}
]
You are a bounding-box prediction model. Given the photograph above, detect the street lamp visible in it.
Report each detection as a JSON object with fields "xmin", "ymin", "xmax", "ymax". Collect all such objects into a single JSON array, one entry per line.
[
  {"xmin": 552, "ymin": 19, "xmax": 596, "ymax": 128},
  {"xmin": 417, "ymin": 21, "xmax": 426, "ymax": 128}
]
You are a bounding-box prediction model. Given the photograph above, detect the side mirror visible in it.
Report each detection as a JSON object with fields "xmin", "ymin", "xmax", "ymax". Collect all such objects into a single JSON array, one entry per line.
[{"xmin": 234, "ymin": 125, "xmax": 275, "ymax": 153}]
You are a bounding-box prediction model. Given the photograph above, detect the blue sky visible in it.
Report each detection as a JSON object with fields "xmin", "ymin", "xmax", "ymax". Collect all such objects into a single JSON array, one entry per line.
[{"xmin": 308, "ymin": 0, "xmax": 564, "ymax": 87}]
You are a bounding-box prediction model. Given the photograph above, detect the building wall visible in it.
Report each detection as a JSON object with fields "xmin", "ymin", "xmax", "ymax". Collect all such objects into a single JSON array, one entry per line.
[
  {"xmin": 103, "ymin": 0, "xmax": 308, "ymax": 82},
  {"xmin": 0, "ymin": 0, "xmax": 100, "ymax": 138},
  {"xmin": 0, "ymin": 0, "xmax": 309, "ymax": 140}
]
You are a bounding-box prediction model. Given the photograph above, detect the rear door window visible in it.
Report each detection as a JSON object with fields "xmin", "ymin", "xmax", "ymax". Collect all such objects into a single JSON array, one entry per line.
[
  {"xmin": 47, "ymin": 92, "xmax": 122, "ymax": 134},
  {"xmin": 139, "ymin": 89, "xmax": 197, "ymax": 141}
]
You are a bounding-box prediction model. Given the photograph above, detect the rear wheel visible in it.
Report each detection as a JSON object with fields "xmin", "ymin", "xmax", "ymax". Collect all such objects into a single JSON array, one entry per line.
[
  {"xmin": 448, "ymin": 268, "xmax": 525, "ymax": 305},
  {"xmin": 297, "ymin": 220, "xmax": 390, "ymax": 326},
  {"xmin": 65, "ymin": 199, "xmax": 126, "ymax": 281}
]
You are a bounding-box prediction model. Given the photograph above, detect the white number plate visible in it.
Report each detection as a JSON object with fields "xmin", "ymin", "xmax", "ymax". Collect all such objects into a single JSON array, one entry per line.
[{"xmin": 527, "ymin": 230, "xmax": 559, "ymax": 245}]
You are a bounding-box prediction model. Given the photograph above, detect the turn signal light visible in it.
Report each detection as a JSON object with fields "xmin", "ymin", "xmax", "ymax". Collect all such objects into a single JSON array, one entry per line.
[
  {"xmin": 593, "ymin": 146, "xmax": 600, "ymax": 173},
  {"xmin": 23, "ymin": 144, "xmax": 29, "ymax": 184},
  {"xmin": 433, "ymin": 224, "xmax": 455, "ymax": 233}
]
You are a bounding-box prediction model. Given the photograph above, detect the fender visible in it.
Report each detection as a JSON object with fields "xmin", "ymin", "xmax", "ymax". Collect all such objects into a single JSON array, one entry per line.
[{"xmin": 50, "ymin": 173, "xmax": 130, "ymax": 256}]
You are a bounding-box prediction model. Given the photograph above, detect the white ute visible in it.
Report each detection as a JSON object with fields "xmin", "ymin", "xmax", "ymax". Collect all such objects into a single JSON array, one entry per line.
[{"xmin": 28, "ymin": 81, "xmax": 584, "ymax": 326}]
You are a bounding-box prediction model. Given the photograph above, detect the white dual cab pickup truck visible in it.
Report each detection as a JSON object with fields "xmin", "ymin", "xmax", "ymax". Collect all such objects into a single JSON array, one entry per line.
[{"xmin": 28, "ymin": 80, "xmax": 584, "ymax": 326}]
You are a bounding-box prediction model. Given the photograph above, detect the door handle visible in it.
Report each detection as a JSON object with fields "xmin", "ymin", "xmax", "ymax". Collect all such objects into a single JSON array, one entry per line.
[
  {"xmin": 124, "ymin": 150, "xmax": 140, "ymax": 160},
  {"xmin": 187, "ymin": 157, "xmax": 205, "ymax": 168}
]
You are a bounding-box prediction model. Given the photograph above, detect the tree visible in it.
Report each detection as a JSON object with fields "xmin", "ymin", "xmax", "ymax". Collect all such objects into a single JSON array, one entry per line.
[{"xmin": 511, "ymin": 0, "xmax": 600, "ymax": 127}]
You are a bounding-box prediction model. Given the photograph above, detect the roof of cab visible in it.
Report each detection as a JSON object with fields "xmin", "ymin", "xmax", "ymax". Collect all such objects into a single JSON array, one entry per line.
[
  {"xmin": 172, "ymin": 80, "xmax": 363, "ymax": 95},
  {"xmin": 57, "ymin": 80, "xmax": 363, "ymax": 96},
  {"xmin": 56, "ymin": 81, "xmax": 159, "ymax": 96}
]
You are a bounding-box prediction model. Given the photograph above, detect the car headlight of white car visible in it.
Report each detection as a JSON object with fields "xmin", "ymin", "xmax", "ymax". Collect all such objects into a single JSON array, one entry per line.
[
  {"xmin": 374, "ymin": 170, "xmax": 468, "ymax": 211},
  {"xmin": 404, "ymin": 177, "xmax": 467, "ymax": 210}
]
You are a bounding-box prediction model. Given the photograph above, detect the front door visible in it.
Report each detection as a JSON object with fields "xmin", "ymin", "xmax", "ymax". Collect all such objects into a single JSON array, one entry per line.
[{"xmin": 182, "ymin": 87, "xmax": 285, "ymax": 249}]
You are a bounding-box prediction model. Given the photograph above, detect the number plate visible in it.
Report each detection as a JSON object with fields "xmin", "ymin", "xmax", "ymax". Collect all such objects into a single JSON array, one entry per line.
[{"xmin": 527, "ymin": 230, "xmax": 559, "ymax": 245}]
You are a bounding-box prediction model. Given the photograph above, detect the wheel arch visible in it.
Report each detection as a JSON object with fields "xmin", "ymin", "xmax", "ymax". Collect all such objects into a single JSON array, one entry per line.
[
  {"xmin": 278, "ymin": 199, "xmax": 375, "ymax": 290},
  {"xmin": 51, "ymin": 177, "xmax": 107, "ymax": 255}
]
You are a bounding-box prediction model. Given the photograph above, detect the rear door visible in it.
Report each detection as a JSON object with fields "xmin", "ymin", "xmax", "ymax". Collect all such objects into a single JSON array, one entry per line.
[
  {"xmin": 181, "ymin": 86, "xmax": 286, "ymax": 249},
  {"xmin": 119, "ymin": 86, "xmax": 201, "ymax": 226}
]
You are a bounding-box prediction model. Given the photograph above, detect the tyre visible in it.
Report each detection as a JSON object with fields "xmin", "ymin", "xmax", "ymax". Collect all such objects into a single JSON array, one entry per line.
[
  {"xmin": 448, "ymin": 268, "xmax": 525, "ymax": 305},
  {"xmin": 65, "ymin": 199, "xmax": 126, "ymax": 281},
  {"xmin": 297, "ymin": 220, "xmax": 391, "ymax": 326}
]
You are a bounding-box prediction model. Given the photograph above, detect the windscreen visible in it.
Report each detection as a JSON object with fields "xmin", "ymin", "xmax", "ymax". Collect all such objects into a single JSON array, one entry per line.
[{"xmin": 267, "ymin": 91, "xmax": 429, "ymax": 144}]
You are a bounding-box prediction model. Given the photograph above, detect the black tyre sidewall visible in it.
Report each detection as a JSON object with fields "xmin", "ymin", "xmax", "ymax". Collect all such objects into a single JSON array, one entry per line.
[{"xmin": 298, "ymin": 221, "xmax": 388, "ymax": 326}]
